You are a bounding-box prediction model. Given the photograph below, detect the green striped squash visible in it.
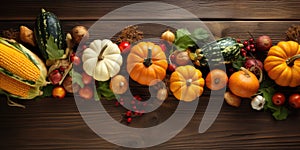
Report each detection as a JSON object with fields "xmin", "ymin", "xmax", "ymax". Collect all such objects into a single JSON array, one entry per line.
[{"xmin": 34, "ymin": 8, "xmax": 65, "ymax": 61}]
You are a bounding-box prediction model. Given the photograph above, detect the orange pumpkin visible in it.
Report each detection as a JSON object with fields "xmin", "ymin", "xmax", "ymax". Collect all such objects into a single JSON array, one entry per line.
[
  {"xmin": 170, "ymin": 65, "xmax": 205, "ymax": 101},
  {"xmin": 228, "ymin": 67, "xmax": 259, "ymax": 98},
  {"xmin": 264, "ymin": 41, "xmax": 300, "ymax": 87},
  {"xmin": 127, "ymin": 42, "xmax": 168, "ymax": 86},
  {"xmin": 205, "ymin": 69, "xmax": 228, "ymax": 90}
]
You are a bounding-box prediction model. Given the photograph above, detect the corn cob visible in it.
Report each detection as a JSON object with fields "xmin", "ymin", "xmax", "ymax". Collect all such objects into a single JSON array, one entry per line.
[
  {"xmin": 0, "ymin": 42, "xmax": 41, "ymax": 82},
  {"xmin": 0, "ymin": 72, "xmax": 42, "ymax": 99}
]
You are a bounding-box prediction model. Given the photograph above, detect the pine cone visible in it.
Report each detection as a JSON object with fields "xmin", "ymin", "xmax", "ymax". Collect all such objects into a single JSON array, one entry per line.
[{"xmin": 285, "ymin": 25, "xmax": 300, "ymax": 43}]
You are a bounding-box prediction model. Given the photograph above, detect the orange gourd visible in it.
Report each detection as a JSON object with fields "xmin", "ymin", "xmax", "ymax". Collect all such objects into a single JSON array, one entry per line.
[
  {"xmin": 170, "ymin": 65, "xmax": 205, "ymax": 102},
  {"xmin": 127, "ymin": 42, "xmax": 168, "ymax": 86},
  {"xmin": 264, "ymin": 41, "xmax": 300, "ymax": 87},
  {"xmin": 205, "ymin": 69, "xmax": 228, "ymax": 90},
  {"xmin": 228, "ymin": 67, "xmax": 259, "ymax": 98}
]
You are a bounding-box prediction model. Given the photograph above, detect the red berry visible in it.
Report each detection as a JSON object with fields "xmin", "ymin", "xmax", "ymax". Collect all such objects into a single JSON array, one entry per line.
[
  {"xmin": 82, "ymin": 45, "xmax": 87, "ymax": 50},
  {"xmin": 236, "ymin": 39, "xmax": 241, "ymax": 43},
  {"xmin": 118, "ymin": 41, "xmax": 131, "ymax": 53},
  {"xmin": 249, "ymin": 38, "xmax": 254, "ymax": 43},
  {"xmin": 59, "ymin": 66, "xmax": 65, "ymax": 72},
  {"xmin": 127, "ymin": 117, "xmax": 132, "ymax": 123},
  {"xmin": 131, "ymin": 100, "xmax": 136, "ymax": 105},
  {"xmin": 126, "ymin": 111, "xmax": 132, "ymax": 117},
  {"xmin": 71, "ymin": 55, "xmax": 81, "ymax": 66},
  {"xmin": 241, "ymin": 51, "xmax": 247, "ymax": 57},
  {"xmin": 272, "ymin": 93, "xmax": 286, "ymax": 106},
  {"xmin": 115, "ymin": 101, "xmax": 120, "ymax": 106},
  {"xmin": 243, "ymin": 41, "xmax": 249, "ymax": 46},
  {"xmin": 246, "ymin": 45, "xmax": 251, "ymax": 51},
  {"xmin": 132, "ymin": 106, "xmax": 137, "ymax": 110},
  {"xmin": 251, "ymin": 48, "xmax": 256, "ymax": 52},
  {"xmin": 250, "ymin": 44, "xmax": 255, "ymax": 48},
  {"xmin": 134, "ymin": 95, "xmax": 142, "ymax": 101},
  {"xmin": 142, "ymin": 102, "xmax": 147, "ymax": 107}
]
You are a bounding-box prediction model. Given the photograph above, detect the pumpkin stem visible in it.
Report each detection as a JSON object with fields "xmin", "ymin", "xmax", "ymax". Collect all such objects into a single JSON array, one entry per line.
[
  {"xmin": 240, "ymin": 67, "xmax": 251, "ymax": 78},
  {"xmin": 286, "ymin": 54, "xmax": 300, "ymax": 67},
  {"xmin": 98, "ymin": 44, "xmax": 108, "ymax": 61},
  {"xmin": 119, "ymin": 82, "xmax": 124, "ymax": 87},
  {"xmin": 214, "ymin": 78, "xmax": 220, "ymax": 84},
  {"xmin": 186, "ymin": 79, "xmax": 193, "ymax": 86},
  {"xmin": 143, "ymin": 48, "xmax": 152, "ymax": 67}
]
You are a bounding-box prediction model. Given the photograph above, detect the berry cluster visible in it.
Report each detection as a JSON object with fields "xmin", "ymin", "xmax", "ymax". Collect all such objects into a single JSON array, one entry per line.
[
  {"xmin": 115, "ymin": 95, "xmax": 147, "ymax": 124},
  {"xmin": 237, "ymin": 38, "xmax": 256, "ymax": 57}
]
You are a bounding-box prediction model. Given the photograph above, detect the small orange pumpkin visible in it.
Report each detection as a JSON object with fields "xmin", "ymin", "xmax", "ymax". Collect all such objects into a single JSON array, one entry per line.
[
  {"xmin": 110, "ymin": 75, "xmax": 128, "ymax": 94},
  {"xmin": 228, "ymin": 67, "xmax": 259, "ymax": 98},
  {"xmin": 205, "ymin": 69, "xmax": 228, "ymax": 90},
  {"xmin": 170, "ymin": 65, "xmax": 205, "ymax": 101},
  {"xmin": 127, "ymin": 42, "xmax": 168, "ymax": 86},
  {"xmin": 264, "ymin": 41, "xmax": 300, "ymax": 87}
]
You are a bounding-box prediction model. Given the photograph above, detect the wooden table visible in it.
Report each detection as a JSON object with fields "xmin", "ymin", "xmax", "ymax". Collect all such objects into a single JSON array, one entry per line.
[{"xmin": 1, "ymin": 0, "xmax": 300, "ymax": 149}]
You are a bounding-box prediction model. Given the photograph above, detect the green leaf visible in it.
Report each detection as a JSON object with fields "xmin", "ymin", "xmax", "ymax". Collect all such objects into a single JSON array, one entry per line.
[
  {"xmin": 174, "ymin": 35, "xmax": 195, "ymax": 51},
  {"xmin": 232, "ymin": 55, "xmax": 246, "ymax": 70},
  {"xmin": 96, "ymin": 81, "xmax": 115, "ymax": 100},
  {"xmin": 41, "ymin": 84, "xmax": 54, "ymax": 97},
  {"xmin": 94, "ymin": 85, "xmax": 100, "ymax": 101},
  {"xmin": 192, "ymin": 28, "xmax": 209, "ymax": 40},
  {"xmin": 71, "ymin": 70, "xmax": 84, "ymax": 88},
  {"xmin": 272, "ymin": 106, "xmax": 289, "ymax": 120},
  {"xmin": 175, "ymin": 28, "xmax": 191, "ymax": 39},
  {"xmin": 260, "ymin": 78, "xmax": 289, "ymax": 120},
  {"xmin": 46, "ymin": 35, "xmax": 65, "ymax": 60}
]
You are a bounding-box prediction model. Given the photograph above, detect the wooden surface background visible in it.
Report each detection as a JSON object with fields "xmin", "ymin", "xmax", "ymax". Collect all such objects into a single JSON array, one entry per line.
[{"xmin": 1, "ymin": 0, "xmax": 300, "ymax": 149}]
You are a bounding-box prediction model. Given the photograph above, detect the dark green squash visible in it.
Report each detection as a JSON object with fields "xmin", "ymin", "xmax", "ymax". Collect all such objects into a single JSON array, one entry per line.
[
  {"xmin": 34, "ymin": 8, "xmax": 66, "ymax": 61},
  {"xmin": 190, "ymin": 37, "xmax": 243, "ymax": 67}
]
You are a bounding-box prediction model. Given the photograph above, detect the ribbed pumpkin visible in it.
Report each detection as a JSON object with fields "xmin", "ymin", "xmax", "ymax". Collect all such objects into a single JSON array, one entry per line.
[
  {"xmin": 169, "ymin": 65, "xmax": 205, "ymax": 102},
  {"xmin": 264, "ymin": 41, "xmax": 300, "ymax": 87},
  {"xmin": 127, "ymin": 42, "xmax": 168, "ymax": 86},
  {"xmin": 82, "ymin": 39, "xmax": 123, "ymax": 81}
]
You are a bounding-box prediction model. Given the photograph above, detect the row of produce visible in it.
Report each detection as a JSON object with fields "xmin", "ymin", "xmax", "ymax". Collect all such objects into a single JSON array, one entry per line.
[{"xmin": 0, "ymin": 9, "xmax": 300, "ymax": 122}]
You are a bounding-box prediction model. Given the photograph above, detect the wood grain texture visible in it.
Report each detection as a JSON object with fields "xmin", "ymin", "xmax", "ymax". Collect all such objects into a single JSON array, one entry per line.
[
  {"xmin": 1, "ymin": 20, "xmax": 300, "ymax": 150},
  {"xmin": 1, "ymin": 0, "xmax": 300, "ymax": 149},
  {"xmin": 0, "ymin": 0, "xmax": 300, "ymax": 21}
]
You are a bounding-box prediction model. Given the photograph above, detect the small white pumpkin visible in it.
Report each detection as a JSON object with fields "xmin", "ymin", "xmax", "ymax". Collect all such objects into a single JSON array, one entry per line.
[{"xmin": 82, "ymin": 39, "xmax": 122, "ymax": 81}]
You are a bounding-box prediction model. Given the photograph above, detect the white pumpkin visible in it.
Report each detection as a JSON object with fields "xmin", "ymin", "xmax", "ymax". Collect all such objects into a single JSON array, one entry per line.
[{"xmin": 82, "ymin": 39, "xmax": 122, "ymax": 81}]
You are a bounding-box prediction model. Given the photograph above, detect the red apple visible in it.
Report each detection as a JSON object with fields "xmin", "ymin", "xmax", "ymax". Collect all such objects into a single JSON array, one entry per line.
[
  {"xmin": 79, "ymin": 86, "xmax": 93, "ymax": 100},
  {"xmin": 49, "ymin": 69, "xmax": 63, "ymax": 85},
  {"xmin": 256, "ymin": 35, "xmax": 272, "ymax": 51},
  {"xmin": 82, "ymin": 72, "xmax": 93, "ymax": 85}
]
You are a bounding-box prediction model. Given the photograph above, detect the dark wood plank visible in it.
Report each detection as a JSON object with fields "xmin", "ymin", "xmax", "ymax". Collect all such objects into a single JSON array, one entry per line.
[
  {"xmin": 1, "ymin": 0, "xmax": 300, "ymax": 21},
  {"xmin": 1, "ymin": 20, "xmax": 300, "ymax": 149},
  {"xmin": 1, "ymin": 96, "xmax": 300, "ymax": 149},
  {"xmin": 0, "ymin": 20, "xmax": 297, "ymax": 43}
]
